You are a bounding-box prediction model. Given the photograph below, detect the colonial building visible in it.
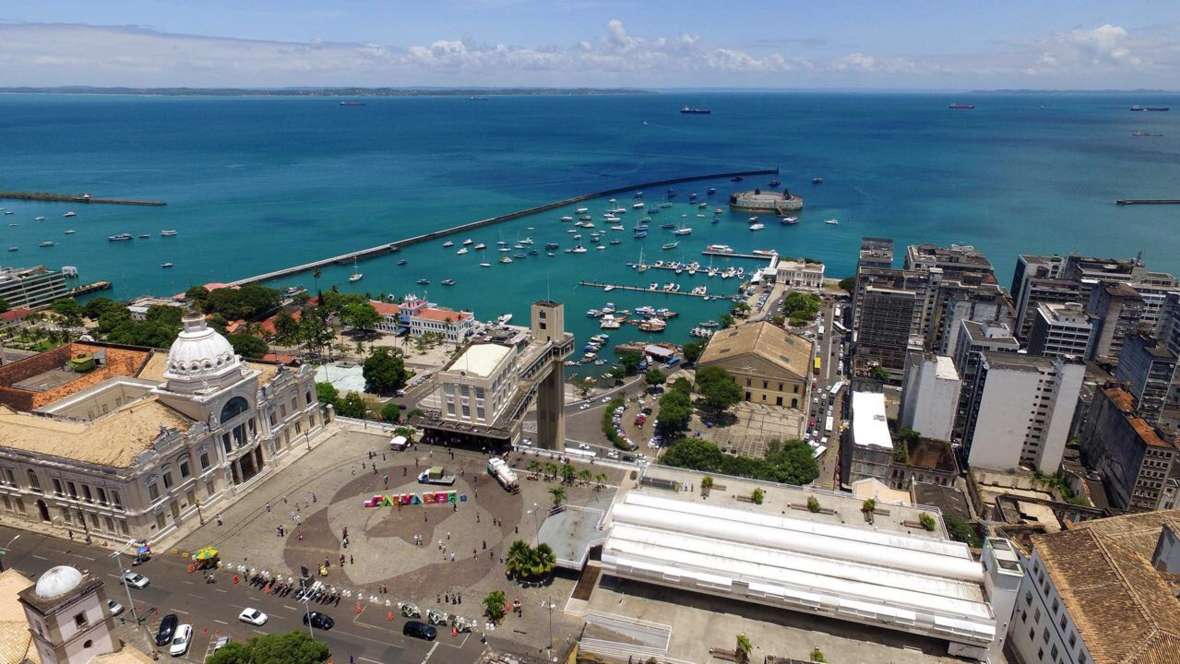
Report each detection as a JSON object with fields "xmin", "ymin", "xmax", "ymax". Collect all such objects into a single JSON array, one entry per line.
[
  {"xmin": 698, "ymin": 321, "xmax": 812, "ymax": 410},
  {"xmin": 0, "ymin": 312, "xmax": 324, "ymax": 546}
]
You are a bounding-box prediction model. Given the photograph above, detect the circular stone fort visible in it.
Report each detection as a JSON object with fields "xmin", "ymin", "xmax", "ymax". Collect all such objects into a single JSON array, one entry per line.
[{"xmin": 729, "ymin": 189, "xmax": 804, "ymax": 213}]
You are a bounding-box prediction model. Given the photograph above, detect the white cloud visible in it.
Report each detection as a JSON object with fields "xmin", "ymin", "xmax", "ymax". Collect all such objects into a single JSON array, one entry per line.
[{"xmin": 1032, "ymin": 24, "xmax": 1146, "ymax": 73}]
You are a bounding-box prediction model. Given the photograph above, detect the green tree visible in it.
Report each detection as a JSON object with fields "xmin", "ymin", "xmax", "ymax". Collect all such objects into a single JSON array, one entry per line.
[
  {"xmin": 807, "ymin": 496, "xmax": 821, "ymax": 513},
  {"xmin": 661, "ymin": 438, "xmax": 819, "ymax": 486},
  {"xmin": 559, "ymin": 463, "xmax": 576, "ymax": 485},
  {"xmin": 315, "ymin": 382, "xmax": 340, "ymax": 408},
  {"xmin": 336, "ymin": 391, "xmax": 368, "ymax": 419},
  {"xmin": 700, "ymin": 475, "xmax": 714, "ymax": 497},
  {"xmin": 655, "ymin": 388, "xmax": 693, "ymax": 436},
  {"xmin": 298, "ymin": 306, "xmax": 335, "ymax": 357},
  {"xmin": 616, "ymin": 349, "xmax": 643, "ymax": 376},
  {"xmin": 504, "ymin": 541, "xmax": 557, "ymax": 580},
  {"xmin": 363, "ymin": 347, "xmax": 408, "ymax": 396},
  {"xmin": 870, "ymin": 366, "xmax": 890, "ymax": 382},
  {"xmin": 919, "ymin": 512, "xmax": 936, "ymax": 531},
  {"xmin": 837, "ymin": 276, "xmax": 855, "ymax": 293},
  {"xmin": 82, "ymin": 297, "xmax": 121, "ymax": 320},
  {"xmin": 694, "ymin": 366, "xmax": 743, "ymax": 418},
  {"xmin": 782, "ymin": 291, "xmax": 821, "ymax": 326},
  {"xmin": 719, "ymin": 312, "xmax": 734, "ymax": 329},
  {"xmin": 0, "ymin": 297, "xmax": 8, "ymax": 314},
  {"xmin": 205, "ymin": 284, "xmax": 281, "ymax": 321},
  {"xmin": 273, "ymin": 310, "xmax": 301, "ymax": 343},
  {"xmin": 51, "ymin": 298, "xmax": 83, "ymax": 326},
  {"xmin": 549, "ymin": 485, "xmax": 566, "ymax": 507},
  {"xmin": 380, "ymin": 401, "xmax": 401, "ymax": 423},
  {"xmin": 207, "ymin": 631, "xmax": 329, "ymax": 664},
  {"xmin": 227, "ymin": 333, "xmax": 269, "ymax": 359},
  {"xmin": 342, "ymin": 301, "xmax": 381, "ymax": 335},
  {"xmin": 644, "ymin": 368, "xmax": 666, "ymax": 386},
  {"xmin": 751, "ymin": 488, "xmax": 764, "ymax": 505},
  {"xmin": 736, "ymin": 634, "xmax": 752, "ymax": 664},
  {"xmin": 682, "ymin": 339, "xmax": 706, "ymax": 365},
  {"xmin": 483, "ymin": 590, "xmax": 506, "ymax": 622},
  {"xmin": 184, "ymin": 286, "xmax": 211, "ymax": 312}
]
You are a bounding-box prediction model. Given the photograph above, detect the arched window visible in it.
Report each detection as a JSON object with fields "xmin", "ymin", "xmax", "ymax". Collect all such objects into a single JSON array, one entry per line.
[
  {"xmin": 26, "ymin": 470, "xmax": 41, "ymax": 492},
  {"xmin": 220, "ymin": 396, "xmax": 250, "ymax": 423}
]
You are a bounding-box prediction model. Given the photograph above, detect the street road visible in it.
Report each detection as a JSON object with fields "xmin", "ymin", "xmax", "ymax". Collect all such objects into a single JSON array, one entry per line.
[{"xmin": 0, "ymin": 525, "xmax": 490, "ymax": 664}]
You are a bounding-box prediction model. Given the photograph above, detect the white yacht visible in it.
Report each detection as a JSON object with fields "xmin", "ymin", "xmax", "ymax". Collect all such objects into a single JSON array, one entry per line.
[
  {"xmin": 456, "ymin": 247, "xmax": 468, "ymax": 255},
  {"xmin": 749, "ymin": 224, "xmax": 765, "ymax": 231},
  {"xmin": 474, "ymin": 243, "xmax": 486, "ymax": 250},
  {"xmin": 443, "ymin": 240, "xmax": 455, "ymax": 248},
  {"xmin": 348, "ymin": 257, "xmax": 363, "ymax": 282},
  {"xmin": 462, "ymin": 238, "xmax": 474, "ymax": 245},
  {"xmin": 673, "ymin": 227, "xmax": 692, "ymax": 236},
  {"xmin": 160, "ymin": 229, "xmax": 178, "ymax": 237},
  {"xmin": 824, "ymin": 218, "xmax": 840, "ymax": 225},
  {"xmin": 63, "ymin": 211, "xmax": 76, "ymax": 218}
]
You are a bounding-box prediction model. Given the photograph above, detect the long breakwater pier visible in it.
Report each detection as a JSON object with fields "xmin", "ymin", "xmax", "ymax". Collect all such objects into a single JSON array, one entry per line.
[
  {"xmin": 578, "ymin": 280, "xmax": 736, "ymax": 301},
  {"xmin": 0, "ymin": 192, "xmax": 166, "ymax": 206},
  {"xmin": 226, "ymin": 168, "xmax": 778, "ymax": 287},
  {"xmin": 1116, "ymin": 199, "xmax": 1180, "ymax": 206}
]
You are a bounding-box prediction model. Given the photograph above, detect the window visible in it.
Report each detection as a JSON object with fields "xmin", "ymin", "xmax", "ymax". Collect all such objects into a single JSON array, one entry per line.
[
  {"xmin": 60, "ymin": 508, "xmax": 71, "ymax": 523},
  {"xmin": 154, "ymin": 512, "xmax": 166, "ymax": 529},
  {"xmin": 148, "ymin": 482, "xmax": 160, "ymax": 502},
  {"xmin": 0, "ymin": 468, "xmax": 14, "ymax": 486},
  {"xmin": 104, "ymin": 516, "xmax": 114, "ymax": 532},
  {"xmin": 82, "ymin": 485, "xmax": 92, "ymax": 502},
  {"xmin": 162, "ymin": 470, "xmax": 174, "ymax": 490},
  {"xmin": 206, "ymin": 480, "xmax": 216, "ymax": 497},
  {"xmin": 200, "ymin": 451, "xmax": 210, "ymax": 470},
  {"xmin": 306, "ymin": 390, "xmax": 312, "ymax": 405},
  {"xmin": 111, "ymin": 490, "xmax": 122, "ymax": 509},
  {"xmin": 26, "ymin": 470, "xmax": 41, "ymax": 492},
  {"xmin": 179, "ymin": 458, "xmax": 191, "ymax": 479},
  {"xmin": 52, "ymin": 479, "xmax": 64, "ymax": 495},
  {"xmin": 97, "ymin": 488, "xmax": 107, "ymax": 505},
  {"xmin": 74, "ymin": 612, "xmax": 88, "ymax": 628}
]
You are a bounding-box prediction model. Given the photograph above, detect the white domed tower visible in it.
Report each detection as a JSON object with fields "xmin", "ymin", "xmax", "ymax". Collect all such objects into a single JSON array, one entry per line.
[
  {"xmin": 163, "ymin": 310, "xmax": 245, "ymax": 394},
  {"xmin": 18, "ymin": 565, "xmax": 118, "ymax": 662}
]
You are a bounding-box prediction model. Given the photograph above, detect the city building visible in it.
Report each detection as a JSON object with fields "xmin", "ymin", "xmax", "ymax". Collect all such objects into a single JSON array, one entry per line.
[
  {"xmin": 0, "ymin": 312, "xmax": 324, "ymax": 547},
  {"xmin": 1114, "ymin": 333, "xmax": 1176, "ymax": 424},
  {"xmin": 418, "ymin": 300, "xmax": 573, "ymax": 450},
  {"xmin": 17, "ymin": 565, "xmax": 118, "ymax": 663},
  {"xmin": 1086, "ymin": 282, "xmax": 1143, "ymax": 363},
  {"xmin": 368, "ymin": 299, "xmax": 401, "ymax": 335},
  {"xmin": 903, "ymin": 243, "xmax": 1006, "ymax": 355},
  {"xmin": 1078, "ymin": 386, "xmax": 1179, "ymax": 512},
  {"xmin": 843, "ymin": 391, "xmax": 893, "ymax": 485},
  {"xmin": 854, "ymin": 286, "xmax": 919, "ymax": 377},
  {"xmin": 1026, "ymin": 302, "xmax": 1095, "ymax": 359},
  {"xmin": 899, "ymin": 352, "xmax": 960, "ymax": 442},
  {"xmin": 950, "ymin": 320, "xmax": 1020, "ymax": 441},
  {"xmin": 593, "ymin": 468, "xmax": 1010, "ymax": 661},
  {"xmin": 0, "ymin": 266, "xmax": 69, "ymax": 310},
  {"xmin": 1007, "ymin": 510, "xmax": 1180, "ymax": 664},
  {"xmin": 125, "ymin": 296, "xmax": 183, "ymax": 321},
  {"xmin": 400, "ymin": 295, "xmax": 475, "ymax": 343},
  {"xmin": 1010, "ymin": 254, "xmax": 1146, "ymax": 342},
  {"xmin": 962, "ymin": 352, "xmax": 1085, "ymax": 475},
  {"xmin": 772, "ymin": 258, "xmax": 825, "ymax": 290},
  {"xmin": 697, "ymin": 321, "xmax": 812, "ymax": 409}
]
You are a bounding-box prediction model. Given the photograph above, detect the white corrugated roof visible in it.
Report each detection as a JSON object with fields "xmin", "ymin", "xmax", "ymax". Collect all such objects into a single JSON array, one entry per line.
[
  {"xmin": 449, "ymin": 343, "xmax": 510, "ymax": 377},
  {"xmin": 935, "ymin": 355, "xmax": 959, "ymax": 381},
  {"xmin": 851, "ymin": 391, "xmax": 893, "ymax": 449}
]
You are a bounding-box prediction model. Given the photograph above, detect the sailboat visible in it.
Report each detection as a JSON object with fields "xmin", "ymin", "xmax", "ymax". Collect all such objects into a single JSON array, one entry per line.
[{"xmin": 348, "ymin": 257, "xmax": 363, "ymax": 282}]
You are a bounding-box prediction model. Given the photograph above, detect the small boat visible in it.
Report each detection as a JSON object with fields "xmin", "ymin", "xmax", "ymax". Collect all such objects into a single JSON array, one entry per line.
[
  {"xmin": 680, "ymin": 106, "xmax": 712, "ymax": 114},
  {"xmin": 662, "ymin": 241, "xmax": 679, "ymax": 250},
  {"xmin": 443, "ymin": 240, "xmax": 455, "ymax": 248},
  {"xmin": 768, "ymin": 179, "xmax": 782, "ymax": 187},
  {"xmin": 638, "ymin": 318, "xmax": 668, "ymax": 332},
  {"xmin": 575, "ymin": 208, "xmax": 589, "ymax": 213},
  {"xmin": 812, "ymin": 177, "xmax": 824, "ymax": 185},
  {"xmin": 441, "ymin": 278, "xmax": 456, "ymax": 286},
  {"xmin": 572, "ymin": 245, "xmax": 588, "ymax": 254},
  {"xmin": 499, "ymin": 255, "xmax": 513, "ymax": 264},
  {"xmin": 782, "ymin": 216, "xmax": 799, "ymax": 225},
  {"xmin": 349, "ymin": 257, "xmax": 363, "ymax": 282},
  {"xmin": 160, "ymin": 229, "xmax": 178, "ymax": 237},
  {"xmin": 824, "ymin": 218, "xmax": 840, "ymax": 225},
  {"xmin": 633, "ymin": 202, "xmax": 645, "ymax": 209},
  {"xmin": 730, "ymin": 176, "xmax": 743, "ymax": 182},
  {"xmin": 397, "ymin": 259, "xmax": 408, "ymax": 266},
  {"xmin": 748, "ymin": 216, "xmax": 759, "ymax": 223},
  {"xmin": 39, "ymin": 240, "xmax": 55, "ymax": 247},
  {"xmin": 660, "ymin": 223, "xmax": 676, "ymax": 230},
  {"xmin": 544, "ymin": 242, "xmax": 560, "ymax": 251},
  {"xmin": 749, "ymin": 224, "xmax": 765, "ymax": 231},
  {"xmin": 462, "ymin": 238, "xmax": 473, "ymax": 245},
  {"xmin": 752, "ymin": 249, "xmax": 778, "ymax": 257},
  {"xmin": 456, "ymin": 247, "xmax": 468, "ymax": 255},
  {"xmin": 138, "ymin": 234, "xmax": 150, "ymax": 239},
  {"xmin": 34, "ymin": 216, "xmax": 45, "ymax": 221},
  {"xmin": 416, "ymin": 278, "xmax": 431, "ymax": 285},
  {"xmin": 673, "ymin": 227, "xmax": 692, "ymax": 236},
  {"xmin": 633, "ymin": 230, "xmax": 648, "ymax": 238},
  {"xmin": 108, "ymin": 233, "xmax": 132, "ymax": 241},
  {"xmin": 480, "ymin": 262, "xmax": 492, "ymax": 268},
  {"xmin": 707, "ymin": 244, "xmax": 734, "ymax": 253},
  {"xmin": 610, "ymin": 239, "xmax": 622, "ymax": 245},
  {"xmin": 560, "ymin": 216, "xmax": 573, "ymax": 222},
  {"xmin": 707, "ymin": 187, "xmax": 716, "ymax": 194},
  {"xmin": 948, "ymin": 102, "xmax": 975, "ymax": 110},
  {"xmin": 474, "ymin": 243, "xmax": 486, "ymax": 250},
  {"xmin": 161, "ymin": 262, "xmax": 174, "ymax": 269},
  {"xmin": 64, "ymin": 229, "xmax": 75, "ymax": 235},
  {"xmin": 6, "ymin": 246, "xmax": 16, "ymax": 252},
  {"xmin": 63, "ymin": 211, "xmax": 76, "ymax": 218}
]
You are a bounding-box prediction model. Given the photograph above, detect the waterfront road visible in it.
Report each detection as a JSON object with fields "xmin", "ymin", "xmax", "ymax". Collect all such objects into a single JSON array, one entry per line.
[{"xmin": 0, "ymin": 525, "xmax": 488, "ymax": 664}]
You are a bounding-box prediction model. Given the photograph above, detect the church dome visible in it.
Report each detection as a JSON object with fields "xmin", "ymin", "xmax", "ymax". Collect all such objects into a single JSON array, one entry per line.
[
  {"xmin": 34, "ymin": 566, "xmax": 83, "ymax": 600},
  {"xmin": 163, "ymin": 311, "xmax": 242, "ymax": 386}
]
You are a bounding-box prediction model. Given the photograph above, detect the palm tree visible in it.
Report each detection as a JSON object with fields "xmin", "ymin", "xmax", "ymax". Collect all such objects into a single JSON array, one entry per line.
[
  {"xmin": 577, "ymin": 469, "xmax": 592, "ymax": 485},
  {"xmin": 735, "ymin": 634, "xmax": 752, "ymax": 664},
  {"xmin": 549, "ymin": 486, "xmax": 566, "ymax": 508},
  {"xmin": 527, "ymin": 460, "xmax": 542, "ymax": 474},
  {"xmin": 543, "ymin": 462, "xmax": 559, "ymax": 480},
  {"xmin": 505, "ymin": 540, "xmax": 532, "ymax": 578},
  {"xmin": 594, "ymin": 473, "xmax": 608, "ymax": 491}
]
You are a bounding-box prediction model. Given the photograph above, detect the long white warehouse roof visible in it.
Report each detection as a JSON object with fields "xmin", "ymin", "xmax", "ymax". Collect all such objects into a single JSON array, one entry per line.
[
  {"xmin": 851, "ymin": 391, "xmax": 893, "ymax": 449},
  {"xmin": 601, "ymin": 492, "xmax": 995, "ymax": 647}
]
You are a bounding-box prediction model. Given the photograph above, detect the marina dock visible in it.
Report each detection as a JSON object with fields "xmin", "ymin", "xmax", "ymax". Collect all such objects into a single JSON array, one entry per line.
[
  {"xmin": 700, "ymin": 249, "xmax": 778, "ymax": 261},
  {"xmin": 0, "ymin": 192, "xmax": 166, "ymax": 207},
  {"xmin": 226, "ymin": 168, "xmax": 779, "ymax": 287},
  {"xmin": 579, "ymin": 280, "xmax": 736, "ymax": 300},
  {"xmin": 69, "ymin": 280, "xmax": 112, "ymax": 296},
  {"xmin": 1116, "ymin": 199, "xmax": 1180, "ymax": 206}
]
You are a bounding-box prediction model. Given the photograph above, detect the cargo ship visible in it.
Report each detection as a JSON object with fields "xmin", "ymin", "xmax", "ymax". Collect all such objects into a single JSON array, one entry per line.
[
  {"xmin": 680, "ymin": 106, "xmax": 711, "ymax": 114},
  {"xmin": 948, "ymin": 102, "xmax": 975, "ymax": 110}
]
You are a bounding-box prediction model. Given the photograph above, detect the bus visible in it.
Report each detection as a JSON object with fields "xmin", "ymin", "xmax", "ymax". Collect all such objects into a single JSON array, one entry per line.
[
  {"xmin": 824, "ymin": 416, "xmax": 834, "ymax": 434},
  {"xmin": 828, "ymin": 380, "xmax": 844, "ymax": 397},
  {"xmin": 832, "ymin": 320, "xmax": 849, "ymax": 334},
  {"xmin": 813, "ymin": 356, "xmax": 822, "ymax": 375}
]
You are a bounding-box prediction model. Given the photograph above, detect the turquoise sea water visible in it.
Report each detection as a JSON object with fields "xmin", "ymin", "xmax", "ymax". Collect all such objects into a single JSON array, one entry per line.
[{"xmin": 2, "ymin": 92, "xmax": 1180, "ymax": 367}]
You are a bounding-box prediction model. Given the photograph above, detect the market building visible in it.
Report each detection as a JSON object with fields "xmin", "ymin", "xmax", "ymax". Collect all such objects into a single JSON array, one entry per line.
[{"xmin": 697, "ymin": 321, "xmax": 812, "ymax": 410}]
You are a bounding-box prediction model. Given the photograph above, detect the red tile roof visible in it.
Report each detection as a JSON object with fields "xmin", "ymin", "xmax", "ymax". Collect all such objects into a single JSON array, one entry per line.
[
  {"xmin": 415, "ymin": 308, "xmax": 470, "ymax": 323},
  {"xmin": 0, "ymin": 308, "xmax": 33, "ymax": 322},
  {"xmin": 369, "ymin": 300, "xmax": 401, "ymax": 316}
]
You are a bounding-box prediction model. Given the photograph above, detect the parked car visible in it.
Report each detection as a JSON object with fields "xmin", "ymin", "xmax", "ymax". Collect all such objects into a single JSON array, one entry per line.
[
  {"xmin": 122, "ymin": 571, "xmax": 149, "ymax": 589},
  {"xmin": 210, "ymin": 636, "xmax": 230, "ymax": 654},
  {"xmin": 238, "ymin": 608, "xmax": 268, "ymax": 626},
  {"xmin": 106, "ymin": 599, "xmax": 124, "ymax": 616},
  {"xmin": 303, "ymin": 611, "xmax": 335, "ymax": 630},
  {"xmin": 169, "ymin": 624, "xmax": 193, "ymax": 657},
  {"xmin": 403, "ymin": 620, "xmax": 437, "ymax": 641},
  {"xmin": 155, "ymin": 614, "xmax": 178, "ymax": 646}
]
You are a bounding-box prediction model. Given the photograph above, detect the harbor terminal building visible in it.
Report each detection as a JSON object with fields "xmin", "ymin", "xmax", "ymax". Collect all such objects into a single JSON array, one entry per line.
[{"xmin": 0, "ymin": 311, "xmax": 324, "ymax": 546}]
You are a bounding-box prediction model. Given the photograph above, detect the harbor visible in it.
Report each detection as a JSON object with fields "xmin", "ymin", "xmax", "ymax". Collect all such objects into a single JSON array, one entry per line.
[
  {"xmin": 700, "ymin": 248, "xmax": 781, "ymax": 261},
  {"xmin": 578, "ymin": 280, "xmax": 737, "ymax": 300},
  {"xmin": 0, "ymin": 192, "xmax": 166, "ymax": 206},
  {"xmin": 225, "ymin": 167, "xmax": 778, "ymax": 286}
]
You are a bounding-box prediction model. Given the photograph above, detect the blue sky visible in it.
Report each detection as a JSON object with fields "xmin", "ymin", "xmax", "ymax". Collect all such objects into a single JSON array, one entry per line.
[{"xmin": 2, "ymin": 1, "xmax": 1179, "ymax": 88}]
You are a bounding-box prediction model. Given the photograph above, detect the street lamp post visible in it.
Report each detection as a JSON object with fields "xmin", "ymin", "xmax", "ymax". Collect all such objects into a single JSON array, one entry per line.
[
  {"xmin": 111, "ymin": 543, "xmax": 157, "ymax": 659},
  {"xmin": 0, "ymin": 534, "xmax": 20, "ymax": 572}
]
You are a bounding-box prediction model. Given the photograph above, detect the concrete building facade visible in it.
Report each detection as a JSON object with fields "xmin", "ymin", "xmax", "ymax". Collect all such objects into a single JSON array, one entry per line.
[
  {"xmin": 0, "ymin": 266, "xmax": 69, "ymax": 310},
  {"xmin": 1114, "ymin": 332, "xmax": 1176, "ymax": 425},
  {"xmin": 1087, "ymin": 283, "xmax": 1144, "ymax": 363},
  {"xmin": 1027, "ymin": 301, "xmax": 1095, "ymax": 360},
  {"xmin": 900, "ymin": 352, "xmax": 961, "ymax": 442},
  {"xmin": 1079, "ymin": 386, "xmax": 1179, "ymax": 512},
  {"xmin": 18, "ymin": 566, "xmax": 117, "ymax": 664},
  {"xmin": 964, "ymin": 352, "xmax": 1084, "ymax": 475}
]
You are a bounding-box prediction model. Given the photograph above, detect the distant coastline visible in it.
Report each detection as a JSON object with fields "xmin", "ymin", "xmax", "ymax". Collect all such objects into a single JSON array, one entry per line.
[{"xmin": 0, "ymin": 86, "xmax": 651, "ymax": 97}]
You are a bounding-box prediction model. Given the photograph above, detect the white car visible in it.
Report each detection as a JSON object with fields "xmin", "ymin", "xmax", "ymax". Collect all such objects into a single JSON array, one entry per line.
[
  {"xmin": 106, "ymin": 599, "xmax": 124, "ymax": 616},
  {"xmin": 121, "ymin": 571, "xmax": 149, "ymax": 589},
  {"xmin": 169, "ymin": 624, "xmax": 192, "ymax": 657},
  {"xmin": 579, "ymin": 403, "xmax": 589, "ymax": 410},
  {"xmin": 577, "ymin": 442, "xmax": 591, "ymax": 451},
  {"xmin": 238, "ymin": 608, "xmax": 268, "ymax": 626}
]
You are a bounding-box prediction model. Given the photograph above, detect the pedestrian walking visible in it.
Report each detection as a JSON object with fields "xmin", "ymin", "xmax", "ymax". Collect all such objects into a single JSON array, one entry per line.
[
  {"xmin": 451, "ymin": 552, "xmax": 456, "ymax": 562},
  {"xmin": 350, "ymin": 555, "xmax": 354, "ymax": 565},
  {"xmin": 383, "ymin": 474, "xmax": 389, "ymax": 487},
  {"xmin": 266, "ymin": 503, "xmax": 271, "ymax": 512},
  {"xmin": 217, "ymin": 515, "xmax": 223, "ymax": 526}
]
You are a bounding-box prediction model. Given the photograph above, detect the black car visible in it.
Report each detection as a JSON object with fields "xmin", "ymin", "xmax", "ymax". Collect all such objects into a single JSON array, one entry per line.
[
  {"xmin": 403, "ymin": 620, "xmax": 437, "ymax": 641},
  {"xmin": 155, "ymin": 613, "xmax": 179, "ymax": 647},
  {"xmin": 303, "ymin": 612, "xmax": 335, "ymax": 630}
]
